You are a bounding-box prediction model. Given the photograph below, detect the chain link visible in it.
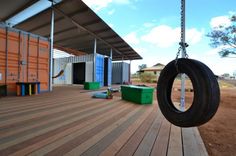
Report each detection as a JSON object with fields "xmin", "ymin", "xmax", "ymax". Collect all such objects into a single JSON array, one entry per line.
[{"xmin": 175, "ymin": 0, "xmax": 189, "ymax": 72}]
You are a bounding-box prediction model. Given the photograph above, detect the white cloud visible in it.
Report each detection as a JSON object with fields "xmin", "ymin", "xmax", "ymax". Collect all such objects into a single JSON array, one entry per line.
[
  {"xmin": 141, "ymin": 25, "xmax": 203, "ymax": 48},
  {"xmin": 82, "ymin": 0, "xmax": 112, "ymax": 11},
  {"xmin": 113, "ymin": 0, "xmax": 130, "ymax": 4},
  {"xmin": 108, "ymin": 9, "xmax": 115, "ymax": 15},
  {"xmin": 205, "ymin": 45, "xmax": 231, "ymax": 56},
  {"xmin": 210, "ymin": 16, "xmax": 232, "ymax": 29},
  {"xmin": 124, "ymin": 32, "xmax": 140, "ymax": 45},
  {"xmin": 143, "ymin": 22, "xmax": 155, "ymax": 28},
  {"xmin": 141, "ymin": 25, "xmax": 179, "ymax": 48},
  {"xmin": 82, "ymin": 0, "xmax": 131, "ymax": 11},
  {"xmin": 186, "ymin": 28, "xmax": 204, "ymax": 45}
]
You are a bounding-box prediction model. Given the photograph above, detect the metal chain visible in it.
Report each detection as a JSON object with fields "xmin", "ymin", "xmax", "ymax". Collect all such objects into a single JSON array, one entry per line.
[{"xmin": 176, "ymin": 0, "xmax": 189, "ymax": 63}]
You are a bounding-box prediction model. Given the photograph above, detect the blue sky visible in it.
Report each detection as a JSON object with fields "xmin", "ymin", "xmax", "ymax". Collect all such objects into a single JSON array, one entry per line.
[{"xmin": 82, "ymin": 0, "xmax": 236, "ymax": 75}]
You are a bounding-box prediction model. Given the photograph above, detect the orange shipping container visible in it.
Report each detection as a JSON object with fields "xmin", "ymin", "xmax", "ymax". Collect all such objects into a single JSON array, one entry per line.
[{"xmin": 0, "ymin": 24, "xmax": 50, "ymax": 95}]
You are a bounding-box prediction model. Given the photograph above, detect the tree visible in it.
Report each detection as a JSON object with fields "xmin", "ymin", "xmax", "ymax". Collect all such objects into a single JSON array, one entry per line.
[
  {"xmin": 207, "ymin": 15, "xmax": 236, "ymax": 57},
  {"xmin": 138, "ymin": 64, "xmax": 147, "ymax": 71}
]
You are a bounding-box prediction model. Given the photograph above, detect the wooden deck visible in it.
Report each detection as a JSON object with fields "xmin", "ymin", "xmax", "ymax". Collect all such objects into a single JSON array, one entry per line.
[{"xmin": 0, "ymin": 86, "xmax": 208, "ymax": 156}]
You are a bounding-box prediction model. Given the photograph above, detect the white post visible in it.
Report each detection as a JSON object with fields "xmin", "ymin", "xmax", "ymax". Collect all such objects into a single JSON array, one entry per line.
[
  {"xmin": 49, "ymin": 3, "xmax": 54, "ymax": 91},
  {"xmin": 93, "ymin": 38, "xmax": 97, "ymax": 82},
  {"xmin": 180, "ymin": 0, "xmax": 186, "ymax": 111}
]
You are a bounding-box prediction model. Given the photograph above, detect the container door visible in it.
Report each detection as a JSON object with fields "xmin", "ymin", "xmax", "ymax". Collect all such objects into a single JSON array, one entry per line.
[
  {"xmin": 122, "ymin": 63, "xmax": 130, "ymax": 83},
  {"xmin": 96, "ymin": 54, "xmax": 104, "ymax": 87},
  {"xmin": 38, "ymin": 39, "xmax": 49, "ymax": 91},
  {"xmin": 28, "ymin": 36, "xmax": 38, "ymax": 82},
  {"xmin": 0, "ymin": 28, "xmax": 6, "ymax": 85},
  {"xmin": 108, "ymin": 58, "xmax": 112, "ymax": 86},
  {"xmin": 6, "ymin": 30, "xmax": 21, "ymax": 94},
  {"xmin": 65, "ymin": 63, "xmax": 72, "ymax": 84},
  {"xmin": 85, "ymin": 61, "xmax": 93, "ymax": 82}
]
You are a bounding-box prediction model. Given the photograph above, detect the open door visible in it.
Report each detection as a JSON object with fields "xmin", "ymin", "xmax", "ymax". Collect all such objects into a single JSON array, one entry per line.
[{"xmin": 73, "ymin": 62, "xmax": 85, "ymax": 84}]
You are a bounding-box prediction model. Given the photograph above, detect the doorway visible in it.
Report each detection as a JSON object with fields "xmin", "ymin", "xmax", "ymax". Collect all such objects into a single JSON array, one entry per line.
[{"xmin": 73, "ymin": 62, "xmax": 85, "ymax": 84}]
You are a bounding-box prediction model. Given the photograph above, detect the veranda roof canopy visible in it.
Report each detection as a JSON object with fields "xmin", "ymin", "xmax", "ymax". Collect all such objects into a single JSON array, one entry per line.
[
  {"xmin": 1, "ymin": 0, "xmax": 142, "ymax": 61},
  {"xmin": 0, "ymin": 0, "xmax": 38, "ymax": 22}
]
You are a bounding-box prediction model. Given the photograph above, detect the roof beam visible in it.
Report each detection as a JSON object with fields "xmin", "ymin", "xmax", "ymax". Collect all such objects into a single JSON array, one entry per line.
[
  {"xmin": 100, "ymin": 35, "xmax": 118, "ymax": 40},
  {"xmin": 3, "ymin": 0, "xmax": 39, "ymax": 22},
  {"xmin": 28, "ymin": 7, "xmax": 89, "ymax": 32},
  {"xmin": 54, "ymin": 44, "xmax": 86, "ymax": 56},
  {"xmin": 52, "ymin": 6, "xmax": 129, "ymax": 59},
  {"xmin": 94, "ymin": 28, "xmax": 111, "ymax": 34},
  {"xmin": 81, "ymin": 19, "xmax": 101, "ymax": 27},
  {"xmin": 54, "ymin": 33, "xmax": 89, "ymax": 43}
]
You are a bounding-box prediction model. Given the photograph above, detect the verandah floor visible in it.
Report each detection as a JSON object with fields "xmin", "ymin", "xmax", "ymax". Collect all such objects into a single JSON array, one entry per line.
[{"xmin": 0, "ymin": 85, "xmax": 208, "ymax": 156}]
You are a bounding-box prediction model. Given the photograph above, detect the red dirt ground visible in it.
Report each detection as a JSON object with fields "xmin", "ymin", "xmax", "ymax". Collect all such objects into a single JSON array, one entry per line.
[{"xmin": 130, "ymin": 80, "xmax": 236, "ymax": 156}]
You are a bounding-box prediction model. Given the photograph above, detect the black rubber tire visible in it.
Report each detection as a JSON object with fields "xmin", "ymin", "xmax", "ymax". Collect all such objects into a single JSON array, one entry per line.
[
  {"xmin": 190, "ymin": 59, "xmax": 220, "ymax": 126},
  {"xmin": 157, "ymin": 58, "xmax": 220, "ymax": 127}
]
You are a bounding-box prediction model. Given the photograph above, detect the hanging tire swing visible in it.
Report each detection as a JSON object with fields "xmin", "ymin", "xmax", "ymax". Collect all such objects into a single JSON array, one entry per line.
[
  {"xmin": 157, "ymin": 59, "xmax": 220, "ymax": 127},
  {"xmin": 157, "ymin": 0, "xmax": 220, "ymax": 127}
]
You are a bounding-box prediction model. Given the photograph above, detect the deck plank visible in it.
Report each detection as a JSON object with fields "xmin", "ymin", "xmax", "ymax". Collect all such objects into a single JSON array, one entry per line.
[
  {"xmin": 99, "ymin": 106, "xmax": 153, "ymax": 156},
  {"xmin": 44, "ymin": 104, "xmax": 136, "ymax": 156},
  {"xmin": 1, "ymin": 100, "xmax": 129, "ymax": 155},
  {"xmin": 167, "ymin": 125, "xmax": 183, "ymax": 156},
  {"xmin": 133, "ymin": 110, "xmax": 163, "ymax": 156},
  {"xmin": 182, "ymin": 128, "xmax": 208, "ymax": 156},
  {"xmin": 115, "ymin": 105, "xmax": 158, "ymax": 156},
  {"xmin": 150, "ymin": 119, "xmax": 171, "ymax": 156},
  {"xmin": 66, "ymin": 105, "xmax": 143, "ymax": 156},
  {"xmin": 0, "ymin": 86, "xmax": 209, "ymax": 156}
]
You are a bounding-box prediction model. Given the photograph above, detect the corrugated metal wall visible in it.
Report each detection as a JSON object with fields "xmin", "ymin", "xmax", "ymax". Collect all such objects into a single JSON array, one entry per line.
[
  {"xmin": 96, "ymin": 54, "xmax": 104, "ymax": 87},
  {"xmin": 0, "ymin": 24, "xmax": 50, "ymax": 94},
  {"xmin": 53, "ymin": 54, "xmax": 94, "ymax": 85},
  {"xmin": 108, "ymin": 58, "xmax": 112, "ymax": 86},
  {"xmin": 123, "ymin": 62, "xmax": 130, "ymax": 83},
  {"xmin": 85, "ymin": 61, "xmax": 93, "ymax": 82},
  {"xmin": 53, "ymin": 54, "xmax": 111, "ymax": 87},
  {"xmin": 112, "ymin": 62, "xmax": 130, "ymax": 84},
  {"xmin": 56, "ymin": 54, "xmax": 94, "ymax": 63}
]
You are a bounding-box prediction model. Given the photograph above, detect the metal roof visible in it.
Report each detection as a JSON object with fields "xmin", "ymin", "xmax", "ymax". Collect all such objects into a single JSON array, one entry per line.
[
  {"xmin": 0, "ymin": 0, "xmax": 38, "ymax": 22},
  {"xmin": 12, "ymin": 0, "xmax": 142, "ymax": 61}
]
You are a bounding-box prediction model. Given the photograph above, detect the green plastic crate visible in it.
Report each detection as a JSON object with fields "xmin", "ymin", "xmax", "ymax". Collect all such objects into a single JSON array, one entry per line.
[
  {"xmin": 84, "ymin": 82, "xmax": 100, "ymax": 90},
  {"xmin": 121, "ymin": 85, "xmax": 154, "ymax": 104}
]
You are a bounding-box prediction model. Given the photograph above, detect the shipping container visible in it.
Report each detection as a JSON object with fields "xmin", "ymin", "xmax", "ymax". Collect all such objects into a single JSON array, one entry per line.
[
  {"xmin": 53, "ymin": 54, "xmax": 107, "ymax": 87},
  {"xmin": 0, "ymin": 24, "xmax": 50, "ymax": 95},
  {"xmin": 53, "ymin": 54, "xmax": 94, "ymax": 85},
  {"xmin": 96, "ymin": 54, "xmax": 104, "ymax": 87},
  {"xmin": 112, "ymin": 62, "xmax": 130, "ymax": 84}
]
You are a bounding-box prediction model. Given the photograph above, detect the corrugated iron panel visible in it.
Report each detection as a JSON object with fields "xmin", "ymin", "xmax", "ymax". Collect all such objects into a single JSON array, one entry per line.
[
  {"xmin": 55, "ymin": 54, "xmax": 94, "ymax": 64},
  {"xmin": 96, "ymin": 54, "xmax": 104, "ymax": 87},
  {"xmin": 122, "ymin": 63, "xmax": 130, "ymax": 83},
  {"xmin": 112, "ymin": 62, "xmax": 129, "ymax": 84},
  {"xmin": 85, "ymin": 61, "xmax": 93, "ymax": 82},
  {"xmin": 0, "ymin": 24, "xmax": 49, "ymax": 95}
]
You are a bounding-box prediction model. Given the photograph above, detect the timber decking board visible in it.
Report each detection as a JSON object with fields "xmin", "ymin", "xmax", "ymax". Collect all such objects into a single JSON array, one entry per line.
[{"xmin": 0, "ymin": 86, "xmax": 208, "ymax": 156}]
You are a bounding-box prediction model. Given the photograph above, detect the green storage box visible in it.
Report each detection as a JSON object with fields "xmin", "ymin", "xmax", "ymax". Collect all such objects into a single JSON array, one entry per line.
[
  {"xmin": 121, "ymin": 85, "xmax": 154, "ymax": 104},
  {"xmin": 84, "ymin": 82, "xmax": 100, "ymax": 90}
]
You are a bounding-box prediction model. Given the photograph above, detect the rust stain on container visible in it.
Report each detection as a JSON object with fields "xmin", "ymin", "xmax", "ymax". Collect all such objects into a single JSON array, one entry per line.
[{"xmin": 0, "ymin": 25, "xmax": 50, "ymax": 95}]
